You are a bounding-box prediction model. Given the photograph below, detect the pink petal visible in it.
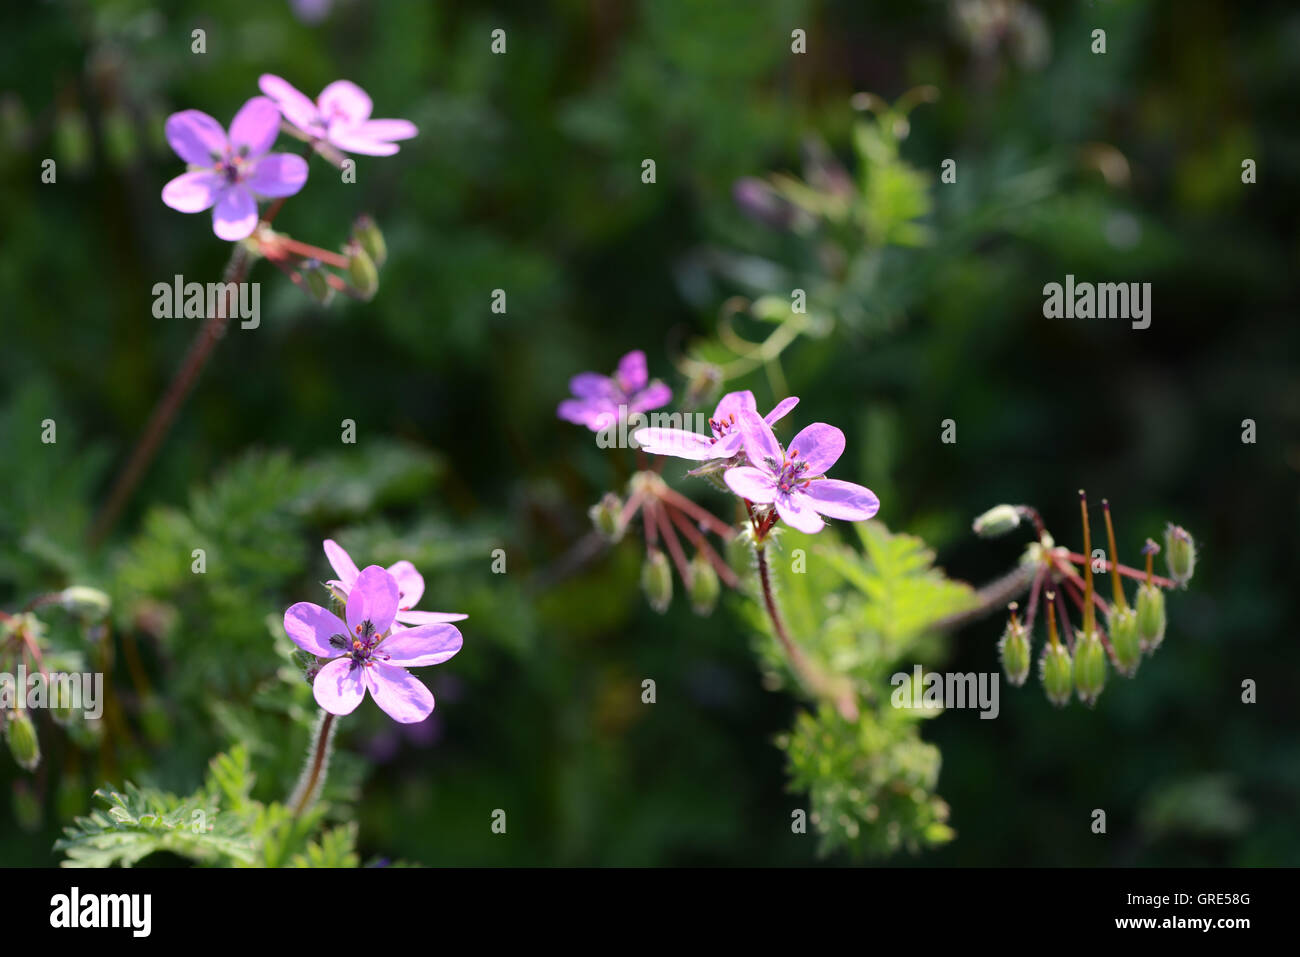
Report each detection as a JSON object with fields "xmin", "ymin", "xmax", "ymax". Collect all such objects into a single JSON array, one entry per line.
[
  {"xmin": 787, "ymin": 422, "xmax": 845, "ymax": 475},
  {"xmin": 258, "ymin": 74, "xmax": 322, "ymax": 132},
  {"xmin": 323, "ymin": 539, "xmax": 360, "ymax": 587},
  {"xmin": 775, "ymin": 491, "xmax": 825, "ymax": 534},
  {"xmin": 713, "ymin": 390, "xmax": 757, "ymax": 421},
  {"xmin": 557, "ymin": 398, "xmax": 616, "ymax": 431},
  {"xmin": 228, "ymin": 96, "xmax": 282, "ymax": 156},
  {"xmin": 616, "ymin": 350, "xmax": 648, "ymax": 392},
  {"xmin": 569, "ymin": 372, "xmax": 616, "ymax": 400},
  {"xmin": 211, "ymin": 188, "xmax": 258, "ymax": 241},
  {"xmin": 736, "ymin": 410, "xmax": 782, "ymax": 470},
  {"xmin": 327, "ymin": 127, "xmax": 401, "ymax": 156},
  {"xmin": 161, "ymin": 170, "xmax": 221, "ymax": 213},
  {"xmin": 346, "ymin": 565, "xmax": 400, "ymax": 636},
  {"xmin": 378, "ymin": 624, "xmax": 462, "ymax": 667},
  {"xmin": 364, "ymin": 663, "xmax": 434, "ymax": 723},
  {"xmin": 724, "ymin": 465, "xmax": 778, "ymax": 504},
  {"xmin": 395, "ymin": 609, "xmax": 469, "ymax": 625},
  {"xmin": 318, "ymin": 80, "xmax": 373, "ymax": 125},
  {"xmin": 711, "ymin": 432, "xmax": 745, "ymax": 457},
  {"xmin": 628, "ymin": 381, "xmax": 672, "ymax": 413},
  {"xmin": 313, "ymin": 658, "xmax": 365, "ymax": 715},
  {"xmin": 385, "ymin": 560, "xmax": 424, "ymax": 609},
  {"xmin": 804, "ymin": 479, "xmax": 880, "ymax": 522},
  {"xmin": 164, "ymin": 109, "xmax": 227, "ymax": 166},
  {"xmin": 354, "ymin": 118, "xmax": 417, "ymax": 141},
  {"xmin": 244, "ymin": 153, "xmax": 308, "ymax": 197},
  {"xmin": 284, "ymin": 602, "xmax": 348, "ymax": 657},
  {"xmin": 763, "ymin": 396, "xmax": 800, "ymax": 425},
  {"xmin": 632, "ymin": 427, "xmax": 717, "ymax": 460}
]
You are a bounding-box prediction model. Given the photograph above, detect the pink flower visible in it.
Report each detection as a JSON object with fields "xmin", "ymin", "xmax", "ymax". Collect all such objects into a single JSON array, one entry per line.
[
  {"xmin": 632, "ymin": 391, "xmax": 799, "ymax": 461},
  {"xmin": 724, "ymin": 410, "xmax": 880, "ymax": 534},
  {"xmin": 322, "ymin": 539, "xmax": 467, "ymax": 628},
  {"xmin": 161, "ymin": 97, "xmax": 308, "ymax": 241},
  {"xmin": 557, "ymin": 350, "xmax": 672, "ymax": 432},
  {"xmin": 258, "ymin": 75, "xmax": 418, "ymax": 157},
  {"xmin": 285, "ymin": 566, "xmax": 462, "ymax": 723}
]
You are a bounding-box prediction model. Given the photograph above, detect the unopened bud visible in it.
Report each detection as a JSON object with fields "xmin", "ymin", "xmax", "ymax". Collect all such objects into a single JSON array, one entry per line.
[
  {"xmin": 1040, "ymin": 642, "xmax": 1073, "ymax": 708},
  {"xmin": 1073, "ymin": 630, "xmax": 1108, "ymax": 706},
  {"xmin": 1164, "ymin": 523, "xmax": 1196, "ymax": 586},
  {"xmin": 1108, "ymin": 605, "xmax": 1142, "ymax": 677},
  {"xmin": 998, "ymin": 606, "xmax": 1031, "ymax": 687},
  {"xmin": 58, "ymin": 586, "xmax": 111, "ymax": 622},
  {"xmin": 4, "ymin": 712, "xmax": 40, "ymax": 772},
  {"xmin": 972, "ymin": 504, "xmax": 1022, "ymax": 539},
  {"xmin": 588, "ymin": 493, "xmax": 625, "ymax": 542},
  {"xmin": 688, "ymin": 552, "xmax": 720, "ymax": 617},
  {"xmin": 301, "ymin": 259, "xmax": 334, "ymax": 304},
  {"xmin": 1135, "ymin": 583, "xmax": 1166, "ymax": 652},
  {"xmin": 641, "ymin": 550, "xmax": 673, "ymax": 614},
  {"xmin": 347, "ymin": 244, "xmax": 379, "ymax": 299},
  {"xmin": 352, "ymin": 214, "xmax": 387, "ymax": 267}
]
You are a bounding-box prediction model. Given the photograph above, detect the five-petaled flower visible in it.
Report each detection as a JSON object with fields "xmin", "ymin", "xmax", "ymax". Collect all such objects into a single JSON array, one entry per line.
[
  {"xmin": 724, "ymin": 410, "xmax": 880, "ymax": 534},
  {"xmin": 285, "ymin": 566, "xmax": 463, "ymax": 723},
  {"xmin": 161, "ymin": 96, "xmax": 309, "ymax": 241},
  {"xmin": 557, "ymin": 350, "xmax": 672, "ymax": 432},
  {"xmin": 322, "ymin": 539, "xmax": 467, "ymax": 629},
  {"xmin": 632, "ymin": 390, "xmax": 799, "ymax": 461},
  {"xmin": 258, "ymin": 75, "xmax": 419, "ymax": 157}
]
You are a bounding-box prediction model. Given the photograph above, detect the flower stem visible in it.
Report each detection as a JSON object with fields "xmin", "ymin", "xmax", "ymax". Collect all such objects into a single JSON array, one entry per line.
[{"xmin": 290, "ymin": 710, "xmax": 337, "ymax": 821}]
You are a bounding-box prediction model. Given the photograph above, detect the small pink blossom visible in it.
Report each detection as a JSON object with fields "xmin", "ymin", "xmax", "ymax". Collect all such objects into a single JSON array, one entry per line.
[
  {"xmin": 632, "ymin": 391, "xmax": 798, "ymax": 461},
  {"xmin": 258, "ymin": 75, "xmax": 418, "ymax": 157},
  {"xmin": 557, "ymin": 350, "xmax": 672, "ymax": 432},
  {"xmin": 322, "ymin": 539, "xmax": 467, "ymax": 628}
]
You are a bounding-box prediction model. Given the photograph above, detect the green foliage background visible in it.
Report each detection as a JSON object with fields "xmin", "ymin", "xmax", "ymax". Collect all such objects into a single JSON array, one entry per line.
[{"xmin": 1, "ymin": 0, "xmax": 1296, "ymax": 865}]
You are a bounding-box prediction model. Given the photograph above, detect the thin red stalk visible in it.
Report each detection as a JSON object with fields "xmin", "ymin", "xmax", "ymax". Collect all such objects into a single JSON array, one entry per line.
[
  {"xmin": 652, "ymin": 502, "xmax": 692, "ymax": 588},
  {"xmin": 1052, "ymin": 587, "xmax": 1075, "ymax": 653},
  {"xmin": 1023, "ymin": 563, "xmax": 1046, "ymax": 635},
  {"xmin": 656, "ymin": 484, "xmax": 735, "ymax": 539},
  {"xmin": 666, "ymin": 505, "xmax": 738, "ymax": 588},
  {"xmin": 1065, "ymin": 552, "xmax": 1175, "ymax": 589}
]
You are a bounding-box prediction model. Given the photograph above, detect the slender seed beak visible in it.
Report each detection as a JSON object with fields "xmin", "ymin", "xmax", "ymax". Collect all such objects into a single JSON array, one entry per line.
[
  {"xmin": 1102, "ymin": 499, "xmax": 1128, "ymax": 609},
  {"xmin": 1079, "ymin": 490, "xmax": 1095, "ymax": 633},
  {"xmin": 1046, "ymin": 591, "xmax": 1059, "ymax": 647}
]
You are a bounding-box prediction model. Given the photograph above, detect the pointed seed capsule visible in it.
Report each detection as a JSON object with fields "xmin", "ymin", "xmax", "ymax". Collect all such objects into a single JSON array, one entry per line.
[
  {"xmin": 688, "ymin": 552, "xmax": 720, "ymax": 617},
  {"xmin": 1164, "ymin": 523, "xmax": 1196, "ymax": 586},
  {"xmin": 641, "ymin": 549, "xmax": 673, "ymax": 614},
  {"xmin": 4, "ymin": 712, "xmax": 40, "ymax": 772},
  {"xmin": 1073, "ymin": 630, "xmax": 1108, "ymax": 706},
  {"xmin": 998, "ymin": 603, "xmax": 1032, "ymax": 687}
]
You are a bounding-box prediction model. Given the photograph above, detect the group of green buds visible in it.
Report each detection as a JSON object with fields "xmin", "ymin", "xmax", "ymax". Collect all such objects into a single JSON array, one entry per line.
[
  {"xmin": 255, "ymin": 214, "xmax": 387, "ymax": 305},
  {"xmin": 975, "ymin": 493, "xmax": 1196, "ymax": 708}
]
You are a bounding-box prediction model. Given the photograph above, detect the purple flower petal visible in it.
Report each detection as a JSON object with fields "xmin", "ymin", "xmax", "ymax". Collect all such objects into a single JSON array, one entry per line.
[
  {"xmin": 346, "ymin": 565, "xmax": 400, "ymax": 636},
  {"xmin": 327, "ymin": 127, "xmax": 401, "ymax": 156},
  {"xmin": 385, "ymin": 560, "xmax": 424, "ymax": 609},
  {"xmin": 616, "ymin": 350, "xmax": 648, "ymax": 393},
  {"xmin": 724, "ymin": 465, "xmax": 778, "ymax": 504},
  {"xmin": 395, "ymin": 609, "xmax": 469, "ymax": 624},
  {"xmin": 629, "ymin": 381, "xmax": 672, "ymax": 413},
  {"xmin": 323, "ymin": 539, "xmax": 360, "ymax": 587},
  {"xmin": 164, "ymin": 110, "xmax": 227, "ymax": 166},
  {"xmin": 568, "ymin": 372, "xmax": 616, "ymax": 401},
  {"xmin": 557, "ymin": 398, "xmax": 617, "ymax": 431},
  {"xmin": 351, "ymin": 118, "xmax": 418, "ymax": 142},
  {"xmin": 258, "ymin": 74, "xmax": 321, "ymax": 133},
  {"xmin": 787, "ymin": 423, "xmax": 845, "ymax": 475},
  {"xmin": 314, "ymin": 658, "xmax": 365, "ymax": 715},
  {"xmin": 736, "ymin": 410, "xmax": 782, "ymax": 471},
  {"xmin": 364, "ymin": 663, "xmax": 434, "ymax": 723},
  {"xmin": 776, "ymin": 491, "xmax": 825, "ymax": 534},
  {"xmin": 632, "ymin": 427, "xmax": 717, "ymax": 460},
  {"xmin": 244, "ymin": 153, "xmax": 308, "ymax": 198},
  {"xmin": 713, "ymin": 390, "xmax": 757, "ymax": 421},
  {"xmin": 211, "ymin": 187, "xmax": 258, "ymax": 241},
  {"xmin": 379, "ymin": 623, "xmax": 463, "ymax": 667},
  {"xmin": 803, "ymin": 479, "xmax": 880, "ymax": 522},
  {"xmin": 228, "ymin": 96, "xmax": 282, "ymax": 157},
  {"xmin": 711, "ymin": 432, "xmax": 745, "ymax": 457},
  {"xmin": 764, "ymin": 396, "xmax": 800, "ymax": 425},
  {"xmin": 161, "ymin": 170, "xmax": 221, "ymax": 213},
  {"xmin": 284, "ymin": 602, "xmax": 348, "ymax": 657},
  {"xmin": 318, "ymin": 80, "xmax": 373, "ymax": 125}
]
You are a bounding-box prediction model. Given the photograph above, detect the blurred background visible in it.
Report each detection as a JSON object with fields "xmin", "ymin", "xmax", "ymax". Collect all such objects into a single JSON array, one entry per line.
[{"xmin": 0, "ymin": 0, "xmax": 1297, "ymax": 866}]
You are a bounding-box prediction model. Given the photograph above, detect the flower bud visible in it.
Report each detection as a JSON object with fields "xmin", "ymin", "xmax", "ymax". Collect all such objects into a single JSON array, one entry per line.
[
  {"xmin": 352, "ymin": 215, "xmax": 387, "ymax": 267},
  {"xmin": 1164, "ymin": 524, "xmax": 1196, "ymax": 586},
  {"xmin": 58, "ymin": 586, "xmax": 111, "ymax": 622},
  {"xmin": 972, "ymin": 504, "xmax": 1022, "ymax": 539},
  {"xmin": 1073, "ymin": 630, "xmax": 1108, "ymax": 706},
  {"xmin": 4, "ymin": 712, "xmax": 40, "ymax": 772},
  {"xmin": 641, "ymin": 549, "xmax": 673, "ymax": 614},
  {"xmin": 998, "ymin": 607, "xmax": 1031, "ymax": 687},
  {"xmin": 1135, "ymin": 583, "xmax": 1166, "ymax": 652},
  {"xmin": 1040, "ymin": 642, "xmax": 1073, "ymax": 708},
  {"xmin": 1107, "ymin": 605, "xmax": 1142, "ymax": 677},
  {"xmin": 588, "ymin": 493, "xmax": 625, "ymax": 542},
  {"xmin": 688, "ymin": 552, "xmax": 720, "ymax": 617},
  {"xmin": 301, "ymin": 259, "xmax": 334, "ymax": 304},
  {"xmin": 347, "ymin": 244, "xmax": 379, "ymax": 300}
]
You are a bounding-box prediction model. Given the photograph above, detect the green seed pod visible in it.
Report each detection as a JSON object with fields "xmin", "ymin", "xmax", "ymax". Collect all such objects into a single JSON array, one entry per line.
[
  {"xmin": 972, "ymin": 504, "xmax": 1022, "ymax": 539},
  {"xmin": 301, "ymin": 259, "xmax": 334, "ymax": 304},
  {"xmin": 1164, "ymin": 524, "xmax": 1196, "ymax": 586},
  {"xmin": 1108, "ymin": 605, "xmax": 1142, "ymax": 677},
  {"xmin": 347, "ymin": 244, "xmax": 379, "ymax": 299},
  {"xmin": 1073, "ymin": 630, "xmax": 1108, "ymax": 706},
  {"xmin": 58, "ymin": 585, "xmax": 111, "ymax": 622},
  {"xmin": 641, "ymin": 550, "xmax": 673, "ymax": 614},
  {"xmin": 1040, "ymin": 642, "xmax": 1073, "ymax": 708},
  {"xmin": 687, "ymin": 552, "xmax": 720, "ymax": 617},
  {"xmin": 588, "ymin": 493, "xmax": 625, "ymax": 542},
  {"xmin": 352, "ymin": 215, "xmax": 388, "ymax": 268},
  {"xmin": 4, "ymin": 712, "xmax": 41, "ymax": 772},
  {"xmin": 1135, "ymin": 583, "xmax": 1166, "ymax": 652},
  {"xmin": 998, "ymin": 611, "xmax": 1032, "ymax": 687}
]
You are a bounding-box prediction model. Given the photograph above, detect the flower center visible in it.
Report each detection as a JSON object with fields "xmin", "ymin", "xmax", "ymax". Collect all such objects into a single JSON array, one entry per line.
[
  {"xmin": 707, "ymin": 412, "xmax": 738, "ymax": 444},
  {"xmin": 329, "ymin": 618, "xmax": 392, "ymax": 669},
  {"xmin": 212, "ymin": 149, "xmax": 250, "ymax": 186},
  {"xmin": 774, "ymin": 448, "xmax": 811, "ymax": 494}
]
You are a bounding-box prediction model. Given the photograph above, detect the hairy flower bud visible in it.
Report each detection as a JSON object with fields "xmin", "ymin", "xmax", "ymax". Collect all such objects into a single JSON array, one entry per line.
[
  {"xmin": 1073, "ymin": 630, "xmax": 1108, "ymax": 706},
  {"xmin": 688, "ymin": 552, "xmax": 720, "ymax": 617},
  {"xmin": 347, "ymin": 244, "xmax": 379, "ymax": 299},
  {"xmin": 58, "ymin": 586, "xmax": 111, "ymax": 622},
  {"xmin": 588, "ymin": 493, "xmax": 625, "ymax": 542},
  {"xmin": 641, "ymin": 549, "xmax": 673, "ymax": 614},
  {"xmin": 1164, "ymin": 524, "xmax": 1196, "ymax": 586},
  {"xmin": 1108, "ymin": 605, "xmax": 1142, "ymax": 677},
  {"xmin": 972, "ymin": 504, "xmax": 1022, "ymax": 539},
  {"xmin": 352, "ymin": 215, "xmax": 387, "ymax": 268},
  {"xmin": 1040, "ymin": 642, "xmax": 1073, "ymax": 708},
  {"xmin": 1135, "ymin": 583, "xmax": 1166, "ymax": 652},
  {"xmin": 4, "ymin": 712, "xmax": 40, "ymax": 772},
  {"xmin": 998, "ymin": 607, "xmax": 1031, "ymax": 687}
]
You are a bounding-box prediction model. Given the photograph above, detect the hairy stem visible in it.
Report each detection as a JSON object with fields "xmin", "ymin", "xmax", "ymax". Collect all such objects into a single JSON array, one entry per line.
[{"xmin": 290, "ymin": 710, "xmax": 337, "ymax": 821}]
